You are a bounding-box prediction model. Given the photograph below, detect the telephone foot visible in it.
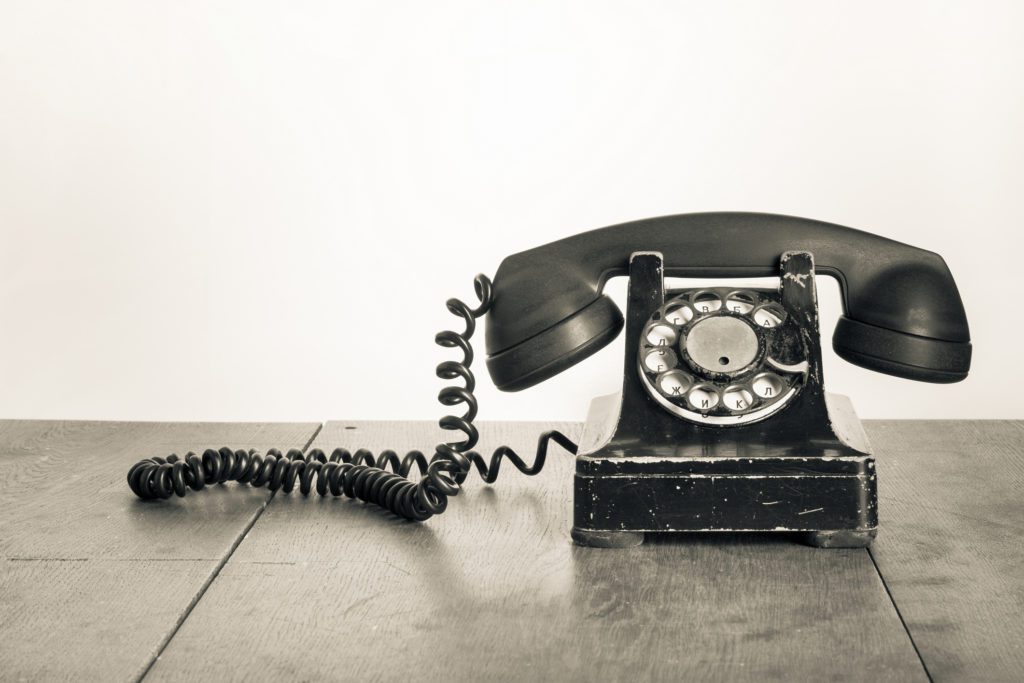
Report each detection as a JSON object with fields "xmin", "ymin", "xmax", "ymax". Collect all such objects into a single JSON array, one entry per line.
[
  {"xmin": 571, "ymin": 528, "xmax": 645, "ymax": 548},
  {"xmin": 803, "ymin": 529, "xmax": 877, "ymax": 548}
]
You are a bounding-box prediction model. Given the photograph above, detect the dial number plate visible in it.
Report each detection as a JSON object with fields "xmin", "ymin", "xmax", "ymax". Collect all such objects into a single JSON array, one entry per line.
[{"xmin": 638, "ymin": 288, "xmax": 808, "ymax": 426}]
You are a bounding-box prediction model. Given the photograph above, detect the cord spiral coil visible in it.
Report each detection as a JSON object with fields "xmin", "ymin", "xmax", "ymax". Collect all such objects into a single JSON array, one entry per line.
[{"xmin": 126, "ymin": 274, "xmax": 578, "ymax": 522}]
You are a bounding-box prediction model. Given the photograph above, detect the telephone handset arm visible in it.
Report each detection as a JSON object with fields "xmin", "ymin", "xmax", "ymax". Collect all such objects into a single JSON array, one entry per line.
[{"xmin": 484, "ymin": 212, "xmax": 971, "ymax": 390}]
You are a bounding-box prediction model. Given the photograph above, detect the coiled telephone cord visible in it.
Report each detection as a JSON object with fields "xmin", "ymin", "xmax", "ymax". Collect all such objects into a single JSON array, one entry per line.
[{"xmin": 126, "ymin": 275, "xmax": 578, "ymax": 522}]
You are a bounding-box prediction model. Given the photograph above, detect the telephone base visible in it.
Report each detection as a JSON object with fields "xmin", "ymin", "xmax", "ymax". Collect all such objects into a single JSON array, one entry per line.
[
  {"xmin": 571, "ymin": 455, "xmax": 878, "ymax": 548},
  {"xmin": 572, "ymin": 391, "xmax": 878, "ymax": 548}
]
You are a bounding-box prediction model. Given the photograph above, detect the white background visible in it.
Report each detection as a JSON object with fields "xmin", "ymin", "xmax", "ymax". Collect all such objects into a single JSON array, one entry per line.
[{"xmin": 2, "ymin": 1, "xmax": 1021, "ymax": 423}]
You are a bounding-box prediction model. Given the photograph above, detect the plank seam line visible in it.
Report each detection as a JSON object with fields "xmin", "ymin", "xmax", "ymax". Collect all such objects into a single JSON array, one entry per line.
[
  {"xmin": 134, "ymin": 423, "xmax": 324, "ymax": 683},
  {"xmin": 868, "ymin": 547, "xmax": 933, "ymax": 682}
]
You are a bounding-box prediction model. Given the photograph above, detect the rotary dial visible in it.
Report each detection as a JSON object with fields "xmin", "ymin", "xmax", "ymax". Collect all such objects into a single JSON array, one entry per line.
[{"xmin": 638, "ymin": 287, "xmax": 809, "ymax": 426}]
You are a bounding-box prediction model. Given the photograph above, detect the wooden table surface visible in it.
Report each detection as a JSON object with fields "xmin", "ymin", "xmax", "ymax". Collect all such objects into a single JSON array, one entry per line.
[{"xmin": 0, "ymin": 420, "xmax": 1020, "ymax": 682}]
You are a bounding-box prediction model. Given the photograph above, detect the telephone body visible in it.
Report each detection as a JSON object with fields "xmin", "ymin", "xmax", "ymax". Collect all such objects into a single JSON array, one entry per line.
[
  {"xmin": 569, "ymin": 251, "xmax": 880, "ymax": 547},
  {"xmin": 128, "ymin": 212, "xmax": 971, "ymax": 549}
]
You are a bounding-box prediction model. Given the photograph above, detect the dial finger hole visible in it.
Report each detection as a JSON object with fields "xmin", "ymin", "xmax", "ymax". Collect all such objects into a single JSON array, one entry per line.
[
  {"xmin": 664, "ymin": 303, "xmax": 694, "ymax": 325},
  {"xmin": 723, "ymin": 385, "xmax": 754, "ymax": 412},
  {"xmin": 692, "ymin": 291, "xmax": 723, "ymax": 314},
  {"xmin": 644, "ymin": 322, "xmax": 678, "ymax": 347},
  {"xmin": 751, "ymin": 372, "xmax": 785, "ymax": 399},
  {"xmin": 656, "ymin": 370, "xmax": 692, "ymax": 398},
  {"xmin": 687, "ymin": 385, "xmax": 720, "ymax": 410},
  {"xmin": 725, "ymin": 291, "xmax": 757, "ymax": 315},
  {"xmin": 753, "ymin": 303, "xmax": 787, "ymax": 329},
  {"xmin": 643, "ymin": 348, "xmax": 677, "ymax": 373}
]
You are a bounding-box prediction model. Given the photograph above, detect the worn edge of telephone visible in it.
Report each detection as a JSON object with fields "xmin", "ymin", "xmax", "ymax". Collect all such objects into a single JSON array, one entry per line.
[{"xmin": 126, "ymin": 211, "xmax": 972, "ymax": 546}]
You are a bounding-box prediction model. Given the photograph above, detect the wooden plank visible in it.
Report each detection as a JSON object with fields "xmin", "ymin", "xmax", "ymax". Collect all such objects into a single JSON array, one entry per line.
[
  {"xmin": 149, "ymin": 420, "xmax": 925, "ymax": 682},
  {"xmin": 868, "ymin": 420, "xmax": 1024, "ymax": 682},
  {"xmin": 0, "ymin": 420, "xmax": 319, "ymax": 682}
]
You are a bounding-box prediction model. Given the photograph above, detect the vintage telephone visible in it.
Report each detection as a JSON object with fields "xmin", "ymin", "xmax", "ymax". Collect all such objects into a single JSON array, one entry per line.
[{"xmin": 128, "ymin": 212, "xmax": 971, "ymax": 548}]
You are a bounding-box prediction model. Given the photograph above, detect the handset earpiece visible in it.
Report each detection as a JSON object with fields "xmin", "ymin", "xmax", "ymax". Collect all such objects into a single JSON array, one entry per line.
[
  {"xmin": 832, "ymin": 316, "xmax": 970, "ymax": 383},
  {"xmin": 485, "ymin": 295, "xmax": 623, "ymax": 391}
]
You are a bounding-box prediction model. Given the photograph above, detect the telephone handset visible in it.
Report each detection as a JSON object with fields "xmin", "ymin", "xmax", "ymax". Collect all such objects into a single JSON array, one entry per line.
[
  {"xmin": 128, "ymin": 212, "xmax": 971, "ymax": 548},
  {"xmin": 486, "ymin": 211, "xmax": 970, "ymax": 390}
]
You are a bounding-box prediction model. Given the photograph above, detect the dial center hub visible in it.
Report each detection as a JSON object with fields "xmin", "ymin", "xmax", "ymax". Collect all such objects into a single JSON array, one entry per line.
[{"xmin": 685, "ymin": 316, "xmax": 758, "ymax": 373}]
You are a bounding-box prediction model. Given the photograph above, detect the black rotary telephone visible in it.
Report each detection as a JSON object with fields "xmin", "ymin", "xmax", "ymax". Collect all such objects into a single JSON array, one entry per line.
[{"xmin": 128, "ymin": 212, "xmax": 971, "ymax": 548}]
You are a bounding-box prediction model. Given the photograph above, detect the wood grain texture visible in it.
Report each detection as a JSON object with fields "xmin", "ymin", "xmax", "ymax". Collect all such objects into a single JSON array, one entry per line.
[
  {"xmin": 148, "ymin": 420, "xmax": 925, "ymax": 682},
  {"xmin": 868, "ymin": 420, "xmax": 1024, "ymax": 682},
  {"xmin": 0, "ymin": 420, "xmax": 319, "ymax": 682}
]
